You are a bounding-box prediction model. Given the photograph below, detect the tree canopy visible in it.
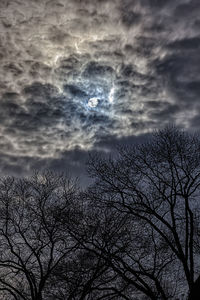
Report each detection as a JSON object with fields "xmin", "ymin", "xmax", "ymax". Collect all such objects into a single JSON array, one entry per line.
[{"xmin": 0, "ymin": 127, "xmax": 200, "ymax": 299}]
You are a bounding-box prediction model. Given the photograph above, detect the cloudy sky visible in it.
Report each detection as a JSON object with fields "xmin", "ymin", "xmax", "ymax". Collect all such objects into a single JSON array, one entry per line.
[{"xmin": 0, "ymin": 0, "xmax": 200, "ymax": 181}]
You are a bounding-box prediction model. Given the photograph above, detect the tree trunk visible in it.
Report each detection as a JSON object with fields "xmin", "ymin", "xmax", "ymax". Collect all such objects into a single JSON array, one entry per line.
[
  {"xmin": 35, "ymin": 292, "xmax": 43, "ymax": 300},
  {"xmin": 188, "ymin": 276, "xmax": 200, "ymax": 300}
]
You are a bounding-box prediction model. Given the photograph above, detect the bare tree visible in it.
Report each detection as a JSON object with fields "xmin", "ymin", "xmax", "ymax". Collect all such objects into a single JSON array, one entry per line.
[
  {"xmin": 87, "ymin": 126, "xmax": 200, "ymax": 299},
  {"xmin": 53, "ymin": 191, "xmax": 135, "ymax": 300},
  {"xmin": 76, "ymin": 189, "xmax": 177, "ymax": 300},
  {"xmin": 0, "ymin": 172, "xmax": 130, "ymax": 300},
  {"xmin": 0, "ymin": 172, "xmax": 79, "ymax": 300},
  {"xmin": 1, "ymin": 126, "xmax": 200, "ymax": 299}
]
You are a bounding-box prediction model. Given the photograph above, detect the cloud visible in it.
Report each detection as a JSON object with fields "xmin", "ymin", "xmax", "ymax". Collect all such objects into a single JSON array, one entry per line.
[
  {"xmin": 0, "ymin": 0, "xmax": 199, "ymax": 181},
  {"xmin": 121, "ymin": 11, "xmax": 141, "ymax": 27},
  {"xmin": 168, "ymin": 37, "xmax": 200, "ymax": 50},
  {"xmin": 82, "ymin": 61, "xmax": 115, "ymax": 79}
]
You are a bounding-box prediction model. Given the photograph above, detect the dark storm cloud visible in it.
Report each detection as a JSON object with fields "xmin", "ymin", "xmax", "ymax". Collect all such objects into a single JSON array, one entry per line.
[
  {"xmin": 146, "ymin": 101, "xmax": 180, "ymax": 122},
  {"xmin": 0, "ymin": 0, "xmax": 199, "ymax": 180},
  {"xmin": 147, "ymin": 0, "xmax": 170, "ymax": 8},
  {"xmin": 153, "ymin": 43, "xmax": 200, "ymax": 110},
  {"xmin": 63, "ymin": 84, "xmax": 87, "ymax": 98},
  {"xmin": 190, "ymin": 114, "xmax": 200, "ymax": 128},
  {"xmin": 0, "ymin": 152, "xmax": 43, "ymax": 177},
  {"xmin": 168, "ymin": 37, "xmax": 200, "ymax": 50},
  {"xmin": 121, "ymin": 11, "xmax": 141, "ymax": 27},
  {"xmin": 23, "ymin": 82, "xmax": 59, "ymax": 98},
  {"xmin": 174, "ymin": 0, "xmax": 200, "ymax": 18},
  {"xmin": 0, "ymin": 83, "xmax": 66, "ymax": 133},
  {"xmin": 94, "ymin": 132, "xmax": 153, "ymax": 152},
  {"xmin": 82, "ymin": 61, "xmax": 115, "ymax": 79}
]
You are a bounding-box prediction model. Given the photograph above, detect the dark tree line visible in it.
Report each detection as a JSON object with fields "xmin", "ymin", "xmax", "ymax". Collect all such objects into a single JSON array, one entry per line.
[{"xmin": 0, "ymin": 127, "xmax": 200, "ymax": 299}]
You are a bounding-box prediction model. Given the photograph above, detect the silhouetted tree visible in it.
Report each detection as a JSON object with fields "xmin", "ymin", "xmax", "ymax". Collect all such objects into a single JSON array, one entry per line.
[
  {"xmin": 1, "ymin": 126, "xmax": 200, "ymax": 299},
  {"xmin": 87, "ymin": 126, "xmax": 200, "ymax": 299},
  {"xmin": 0, "ymin": 172, "xmax": 129, "ymax": 300},
  {"xmin": 73, "ymin": 189, "xmax": 177, "ymax": 300},
  {"xmin": 53, "ymin": 191, "xmax": 135, "ymax": 299},
  {"xmin": 0, "ymin": 172, "xmax": 79, "ymax": 300}
]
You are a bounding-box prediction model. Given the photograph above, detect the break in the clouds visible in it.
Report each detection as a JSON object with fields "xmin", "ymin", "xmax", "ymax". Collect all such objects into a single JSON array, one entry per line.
[{"xmin": 0, "ymin": 0, "xmax": 200, "ymax": 177}]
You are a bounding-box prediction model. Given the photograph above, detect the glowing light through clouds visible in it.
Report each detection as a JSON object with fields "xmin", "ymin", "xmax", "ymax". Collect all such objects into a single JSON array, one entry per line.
[
  {"xmin": 0, "ymin": 0, "xmax": 199, "ymax": 176},
  {"xmin": 87, "ymin": 97, "xmax": 99, "ymax": 108}
]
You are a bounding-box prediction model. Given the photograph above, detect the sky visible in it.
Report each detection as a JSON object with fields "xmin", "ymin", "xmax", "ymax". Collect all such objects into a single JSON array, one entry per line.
[{"xmin": 0, "ymin": 0, "xmax": 200, "ymax": 182}]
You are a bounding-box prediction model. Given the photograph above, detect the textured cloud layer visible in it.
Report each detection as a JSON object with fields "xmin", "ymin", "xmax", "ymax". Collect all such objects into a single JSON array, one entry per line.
[{"xmin": 0, "ymin": 0, "xmax": 200, "ymax": 177}]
